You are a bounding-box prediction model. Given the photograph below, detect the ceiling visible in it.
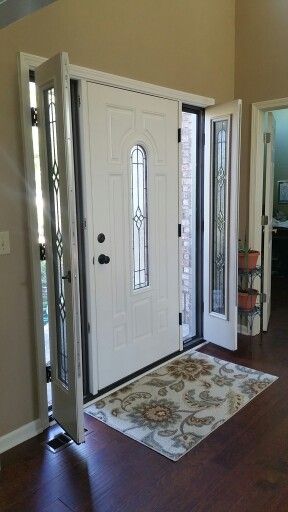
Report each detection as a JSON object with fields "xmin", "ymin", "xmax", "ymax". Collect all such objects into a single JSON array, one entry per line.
[{"xmin": 0, "ymin": 0, "xmax": 57, "ymax": 29}]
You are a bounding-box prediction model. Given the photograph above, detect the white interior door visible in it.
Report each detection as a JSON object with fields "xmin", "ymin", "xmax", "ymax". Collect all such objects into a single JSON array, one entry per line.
[
  {"xmin": 203, "ymin": 100, "xmax": 242, "ymax": 350},
  {"xmin": 36, "ymin": 53, "xmax": 84, "ymax": 443},
  {"xmin": 86, "ymin": 83, "xmax": 179, "ymax": 390},
  {"xmin": 263, "ymin": 112, "xmax": 276, "ymax": 331}
]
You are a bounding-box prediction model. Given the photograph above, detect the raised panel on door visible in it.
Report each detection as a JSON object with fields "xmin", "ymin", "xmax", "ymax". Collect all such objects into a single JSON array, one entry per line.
[{"xmin": 86, "ymin": 83, "xmax": 179, "ymax": 390}]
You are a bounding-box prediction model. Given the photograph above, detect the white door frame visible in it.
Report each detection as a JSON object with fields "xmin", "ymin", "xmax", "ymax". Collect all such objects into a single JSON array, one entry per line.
[
  {"xmin": 18, "ymin": 51, "xmax": 214, "ymax": 428},
  {"xmin": 249, "ymin": 97, "xmax": 288, "ymax": 334}
]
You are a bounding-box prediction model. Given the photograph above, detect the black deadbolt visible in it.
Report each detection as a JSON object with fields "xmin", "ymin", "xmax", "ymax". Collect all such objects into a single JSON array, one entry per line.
[
  {"xmin": 97, "ymin": 233, "xmax": 105, "ymax": 243},
  {"xmin": 98, "ymin": 254, "xmax": 110, "ymax": 264}
]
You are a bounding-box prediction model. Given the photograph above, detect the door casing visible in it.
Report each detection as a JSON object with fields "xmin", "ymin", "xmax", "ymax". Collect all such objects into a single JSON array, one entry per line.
[
  {"xmin": 249, "ymin": 97, "xmax": 288, "ymax": 335},
  {"xmin": 18, "ymin": 51, "xmax": 215, "ymax": 428}
]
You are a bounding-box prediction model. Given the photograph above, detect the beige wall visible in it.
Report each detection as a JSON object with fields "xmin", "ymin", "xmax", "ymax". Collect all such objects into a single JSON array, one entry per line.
[
  {"xmin": 235, "ymin": 0, "xmax": 288, "ymax": 240},
  {"xmin": 0, "ymin": 0, "xmax": 235, "ymax": 437}
]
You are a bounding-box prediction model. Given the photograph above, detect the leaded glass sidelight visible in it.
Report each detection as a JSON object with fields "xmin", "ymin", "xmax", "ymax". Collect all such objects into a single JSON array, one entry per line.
[
  {"xmin": 211, "ymin": 119, "xmax": 229, "ymax": 316},
  {"xmin": 44, "ymin": 87, "xmax": 68, "ymax": 387},
  {"xmin": 131, "ymin": 145, "xmax": 149, "ymax": 290}
]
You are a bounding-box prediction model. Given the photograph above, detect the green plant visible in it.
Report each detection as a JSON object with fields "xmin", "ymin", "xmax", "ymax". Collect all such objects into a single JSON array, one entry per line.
[
  {"xmin": 238, "ymin": 236, "xmax": 251, "ymax": 270},
  {"xmin": 238, "ymin": 237, "xmax": 252, "ymax": 254}
]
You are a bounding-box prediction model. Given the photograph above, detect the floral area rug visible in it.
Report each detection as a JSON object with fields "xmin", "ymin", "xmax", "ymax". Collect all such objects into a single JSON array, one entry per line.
[{"xmin": 85, "ymin": 350, "xmax": 278, "ymax": 461}]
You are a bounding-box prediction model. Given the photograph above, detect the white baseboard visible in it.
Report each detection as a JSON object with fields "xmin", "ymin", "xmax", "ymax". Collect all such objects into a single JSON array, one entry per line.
[
  {"xmin": 238, "ymin": 324, "xmax": 249, "ymax": 336},
  {"xmin": 0, "ymin": 419, "xmax": 42, "ymax": 454}
]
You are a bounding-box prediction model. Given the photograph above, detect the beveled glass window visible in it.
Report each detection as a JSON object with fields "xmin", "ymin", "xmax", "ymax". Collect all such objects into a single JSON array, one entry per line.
[
  {"xmin": 131, "ymin": 145, "xmax": 149, "ymax": 290},
  {"xmin": 211, "ymin": 119, "xmax": 229, "ymax": 316},
  {"xmin": 44, "ymin": 87, "xmax": 68, "ymax": 387}
]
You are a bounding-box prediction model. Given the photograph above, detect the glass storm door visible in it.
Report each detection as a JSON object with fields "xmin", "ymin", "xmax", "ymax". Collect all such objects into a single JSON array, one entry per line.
[
  {"xmin": 35, "ymin": 53, "xmax": 84, "ymax": 443},
  {"xmin": 86, "ymin": 83, "xmax": 179, "ymax": 390},
  {"xmin": 203, "ymin": 100, "xmax": 242, "ymax": 350}
]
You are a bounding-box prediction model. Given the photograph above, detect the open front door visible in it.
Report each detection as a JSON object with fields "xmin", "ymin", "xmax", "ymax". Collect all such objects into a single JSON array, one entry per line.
[
  {"xmin": 263, "ymin": 112, "xmax": 276, "ymax": 331},
  {"xmin": 203, "ymin": 100, "xmax": 242, "ymax": 350},
  {"xmin": 36, "ymin": 53, "xmax": 84, "ymax": 443}
]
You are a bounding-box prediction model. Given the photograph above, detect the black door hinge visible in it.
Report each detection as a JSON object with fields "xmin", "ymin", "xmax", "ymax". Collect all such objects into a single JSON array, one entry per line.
[
  {"xmin": 178, "ymin": 128, "xmax": 181, "ymax": 143},
  {"xmin": 46, "ymin": 365, "xmax": 52, "ymax": 383},
  {"xmin": 264, "ymin": 132, "xmax": 271, "ymax": 144},
  {"xmin": 261, "ymin": 215, "xmax": 269, "ymax": 226},
  {"xmin": 179, "ymin": 312, "xmax": 182, "ymax": 326},
  {"xmin": 178, "ymin": 223, "xmax": 182, "ymax": 237},
  {"xmin": 31, "ymin": 107, "xmax": 38, "ymax": 127},
  {"xmin": 39, "ymin": 243, "xmax": 46, "ymax": 261}
]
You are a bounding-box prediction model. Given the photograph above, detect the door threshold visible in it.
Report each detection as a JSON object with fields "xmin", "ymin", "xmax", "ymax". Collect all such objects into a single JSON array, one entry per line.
[{"xmin": 84, "ymin": 337, "xmax": 207, "ymax": 408}]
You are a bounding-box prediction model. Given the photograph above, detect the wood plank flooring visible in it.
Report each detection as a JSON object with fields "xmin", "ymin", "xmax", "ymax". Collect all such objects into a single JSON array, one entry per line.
[{"xmin": 1, "ymin": 278, "xmax": 288, "ymax": 511}]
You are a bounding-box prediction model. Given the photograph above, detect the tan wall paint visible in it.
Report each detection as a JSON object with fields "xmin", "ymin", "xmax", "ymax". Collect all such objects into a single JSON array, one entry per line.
[
  {"xmin": 235, "ymin": 0, "xmax": 288, "ymax": 240},
  {"xmin": 0, "ymin": 0, "xmax": 235, "ymax": 436}
]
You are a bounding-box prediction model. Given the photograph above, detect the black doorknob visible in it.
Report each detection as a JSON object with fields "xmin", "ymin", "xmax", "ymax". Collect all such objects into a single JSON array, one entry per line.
[{"xmin": 98, "ymin": 254, "xmax": 110, "ymax": 264}]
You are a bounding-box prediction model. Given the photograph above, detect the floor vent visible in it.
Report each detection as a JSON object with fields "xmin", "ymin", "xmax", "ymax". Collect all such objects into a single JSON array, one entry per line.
[{"xmin": 46, "ymin": 432, "xmax": 73, "ymax": 453}]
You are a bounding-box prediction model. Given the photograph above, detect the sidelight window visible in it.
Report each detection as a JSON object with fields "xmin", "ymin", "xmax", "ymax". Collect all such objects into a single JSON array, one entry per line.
[
  {"xmin": 211, "ymin": 118, "xmax": 229, "ymax": 317},
  {"xmin": 44, "ymin": 87, "xmax": 68, "ymax": 387}
]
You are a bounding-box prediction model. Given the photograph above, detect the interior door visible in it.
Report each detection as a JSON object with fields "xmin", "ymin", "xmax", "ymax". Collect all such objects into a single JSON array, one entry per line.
[
  {"xmin": 203, "ymin": 100, "xmax": 242, "ymax": 350},
  {"xmin": 263, "ymin": 112, "xmax": 276, "ymax": 331},
  {"xmin": 36, "ymin": 53, "xmax": 84, "ymax": 443},
  {"xmin": 87, "ymin": 83, "xmax": 179, "ymax": 390}
]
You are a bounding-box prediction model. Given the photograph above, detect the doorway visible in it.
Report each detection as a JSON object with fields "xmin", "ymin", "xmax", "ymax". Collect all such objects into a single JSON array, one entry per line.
[
  {"xmin": 250, "ymin": 99, "xmax": 288, "ymax": 334},
  {"xmin": 20, "ymin": 52, "xmax": 241, "ymax": 443}
]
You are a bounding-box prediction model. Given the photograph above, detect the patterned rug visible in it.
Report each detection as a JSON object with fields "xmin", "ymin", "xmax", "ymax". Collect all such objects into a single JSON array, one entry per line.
[{"xmin": 85, "ymin": 350, "xmax": 278, "ymax": 461}]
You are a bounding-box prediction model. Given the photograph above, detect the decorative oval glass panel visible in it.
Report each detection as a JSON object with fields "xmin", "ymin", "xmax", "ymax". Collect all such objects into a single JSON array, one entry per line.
[{"xmin": 131, "ymin": 145, "xmax": 149, "ymax": 290}]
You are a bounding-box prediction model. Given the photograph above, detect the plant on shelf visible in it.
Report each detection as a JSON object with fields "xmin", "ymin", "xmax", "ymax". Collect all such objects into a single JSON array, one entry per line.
[
  {"xmin": 238, "ymin": 237, "xmax": 259, "ymax": 311},
  {"xmin": 238, "ymin": 287, "xmax": 258, "ymax": 311},
  {"xmin": 238, "ymin": 237, "xmax": 260, "ymax": 271}
]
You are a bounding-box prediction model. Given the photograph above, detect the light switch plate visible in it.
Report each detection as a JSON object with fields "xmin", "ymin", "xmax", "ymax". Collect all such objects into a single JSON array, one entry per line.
[{"xmin": 0, "ymin": 231, "xmax": 10, "ymax": 255}]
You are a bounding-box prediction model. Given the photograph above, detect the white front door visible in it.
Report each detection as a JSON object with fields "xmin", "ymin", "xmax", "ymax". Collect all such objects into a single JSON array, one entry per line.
[
  {"xmin": 86, "ymin": 84, "xmax": 180, "ymax": 389},
  {"xmin": 36, "ymin": 53, "xmax": 84, "ymax": 443},
  {"xmin": 203, "ymin": 100, "xmax": 242, "ymax": 350},
  {"xmin": 263, "ymin": 112, "xmax": 276, "ymax": 331}
]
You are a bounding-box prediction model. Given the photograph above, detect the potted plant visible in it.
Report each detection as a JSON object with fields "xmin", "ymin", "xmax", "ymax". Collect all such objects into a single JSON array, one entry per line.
[
  {"xmin": 238, "ymin": 287, "xmax": 258, "ymax": 310},
  {"xmin": 238, "ymin": 238, "xmax": 260, "ymax": 270}
]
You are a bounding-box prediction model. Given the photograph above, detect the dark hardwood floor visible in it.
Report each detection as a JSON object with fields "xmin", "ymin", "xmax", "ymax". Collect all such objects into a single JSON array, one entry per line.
[{"xmin": 1, "ymin": 285, "xmax": 288, "ymax": 511}]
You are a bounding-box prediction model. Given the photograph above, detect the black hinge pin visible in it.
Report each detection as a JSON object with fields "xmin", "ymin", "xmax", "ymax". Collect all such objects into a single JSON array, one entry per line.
[
  {"xmin": 178, "ymin": 224, "xmax": 182, "ymax": 237},
  {"xmin": 39, "ymin": 243, "xmax": 46, "ymax": 261},
  {"xmin": 179, "ymin": 312, "xmax": 182, "ymax": 326},
  {"xmin": 178, "ymin": 128, "xmax": 181, "ymax": 143},
  {"xmin": 31, "ymin": 107, "xmax": 38, "ymax": 127}
]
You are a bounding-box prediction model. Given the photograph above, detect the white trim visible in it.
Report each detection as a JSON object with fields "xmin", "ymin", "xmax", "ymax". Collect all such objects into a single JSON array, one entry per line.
[
  {"xmin": 237, "ymin": 323, "xmax": 250, "ymax": 336},
  {"xmin": 17, "ymin": 54, "xmax": 49, "ymax": 431},
  {"xmin": 84, "ymin": 341, "xmax": 208, "ymax": 408},
  {"xmin": 19, "ymin": 52, "xmax": 215, "ymax": 107},
  {"xmin": 0, "ymin": 419, "xmax": 42, "ymax": 454},
  {"xmin": 249, "ymin": 97, "xmax": 288, "ymax": 335}
]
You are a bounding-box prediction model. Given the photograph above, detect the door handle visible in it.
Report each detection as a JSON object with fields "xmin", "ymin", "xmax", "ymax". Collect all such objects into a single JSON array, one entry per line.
[
  {"xmin": 98, "ymin": 254, "xmax": 110, "ymax": 264},
  {"xmin": 62, "ymin": 270, "xmax": 71, "ymax": 283}
]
